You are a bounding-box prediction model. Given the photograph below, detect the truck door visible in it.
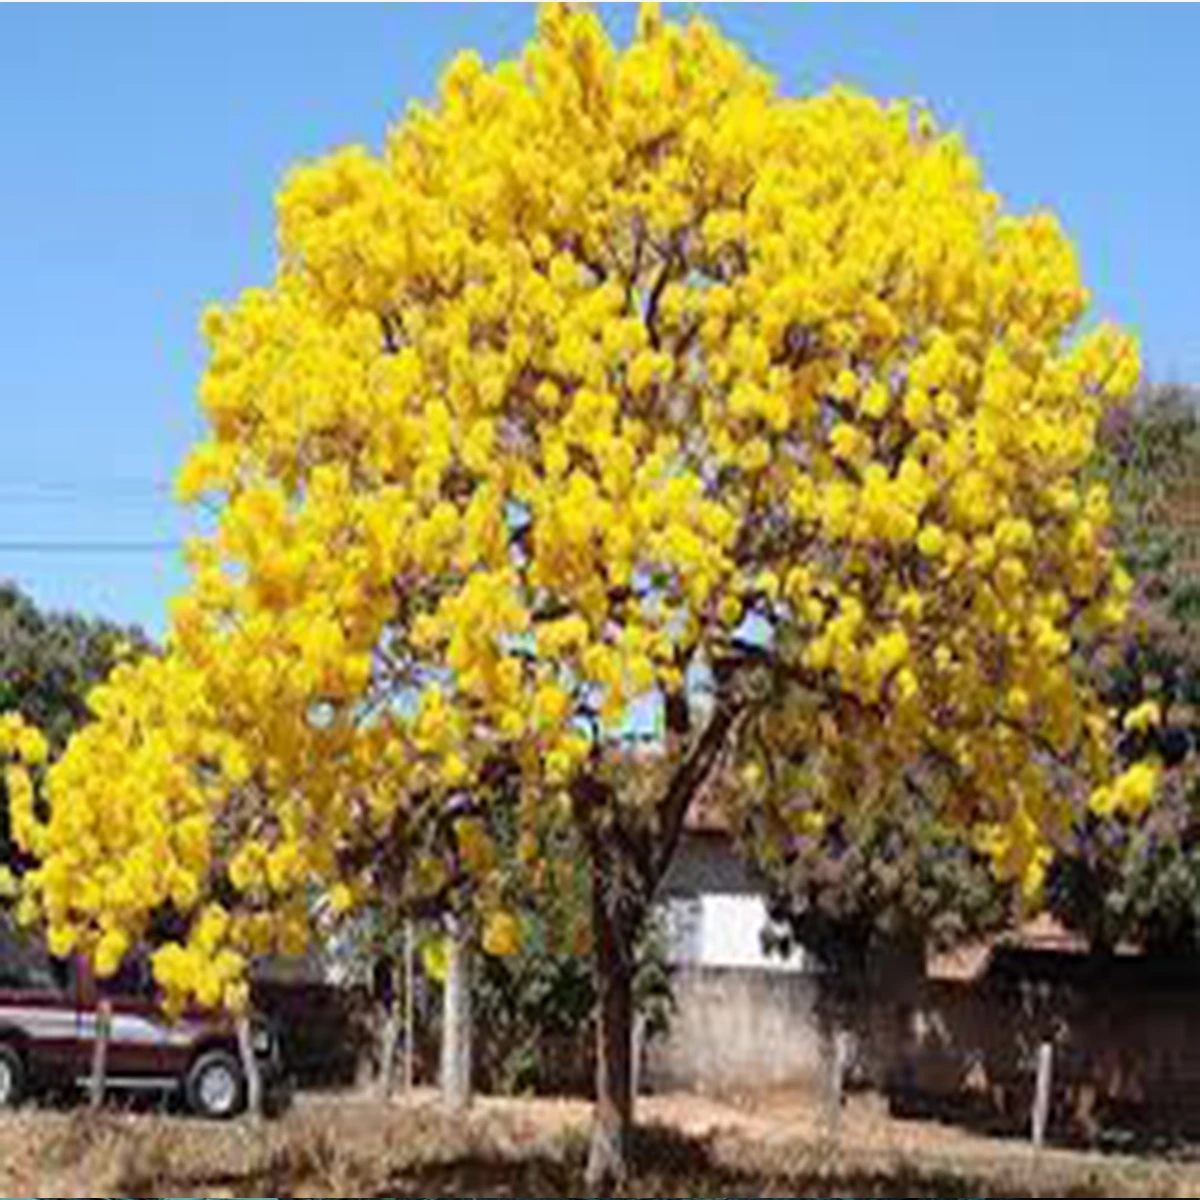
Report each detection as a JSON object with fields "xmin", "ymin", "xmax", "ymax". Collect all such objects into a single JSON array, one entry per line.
[
  {"xmin": 0, "ymin": 931, "xmax": 78, "ymax": 1080},
  {"xmin": 76, "ymin": 954, "xmax": 176, "ymax": 1084}
]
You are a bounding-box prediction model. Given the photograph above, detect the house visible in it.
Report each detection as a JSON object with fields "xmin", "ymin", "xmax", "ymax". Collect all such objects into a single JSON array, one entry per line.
[
  {"xmin": 644, "ymin": 775, "xmax": 828, "ymax": 1096},
  {"xmin": 886, "ymin": 915, "xmax": 1200, "ymax": 1140}
]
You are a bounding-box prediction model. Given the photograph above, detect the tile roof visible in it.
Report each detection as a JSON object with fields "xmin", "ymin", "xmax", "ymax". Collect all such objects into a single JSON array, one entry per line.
[{"xmin": 926, "ymin": 912, "xmax": 1140, "ymax": 982}]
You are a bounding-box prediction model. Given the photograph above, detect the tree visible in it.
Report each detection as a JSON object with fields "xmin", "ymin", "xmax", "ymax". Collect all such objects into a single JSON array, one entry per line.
[
  {"xmin": 468, "ymin": 814, "xmax": 674, "ymax": 1098},
  {"xmin": 3, "ymin": 4, "xmax": 1147, "ymax": 1186},
  {"xmin": 751, "ymin": 776, "xmax": 1014, "ymax": 1087},
  {"xmin": 757, "ymin": 787, "xmax": 1013, "ymax": 978},
  {"xmin": 0, "ymin": 582, "xmax": 150, "ymax": 876},
  {"xmin": 1047, "ymin": 385, "xmax": 1200, "ymax": 952}
]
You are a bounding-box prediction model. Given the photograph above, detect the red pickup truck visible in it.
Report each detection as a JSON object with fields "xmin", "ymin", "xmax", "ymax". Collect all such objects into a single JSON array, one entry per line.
[{"xmin": 0, "ymin": 926, "xmax": 283, "ymax": 1116}]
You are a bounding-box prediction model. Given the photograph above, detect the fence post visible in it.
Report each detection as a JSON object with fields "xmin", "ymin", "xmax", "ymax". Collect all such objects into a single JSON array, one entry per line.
[
  {"xmin": 235, "ymin": 1012, "xmax": 264, "ymax": 1119},
  {"xmin": 440, "ymin": 912, "xmax": 473, "ymax": 1112},
  {"xmin": 1031, "ymin": 1040, "xmax": 1054, "ymax": 1149},
  {"xmin": 88, "ymin": 998, "xmax": 111, "ymax": 1110},
  {"xmin": 377, "ymin": 957, "xmax": 400, "ymax": 1100},
  {"xmin": 403, "ymin": 917, "xmax": 415, "ymax": 1095},
  {"xmin": 631, "ymin": 1011, "xmax": 646, "ymax": 1111},
  {"xmin": 825, "ymin": 1027, "xmax": 850, "ymax": 1139}
]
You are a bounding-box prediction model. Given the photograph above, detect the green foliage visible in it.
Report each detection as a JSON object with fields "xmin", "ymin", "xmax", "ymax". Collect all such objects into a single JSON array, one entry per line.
[
  {"xmin": 0, "ymin": 582, "xmax": 149, "ymax": 745},
  {"xmin": 758, "ymin": 785, "xmax": 1013, "ymax": 976},
  {"xmin": 1048, "ymin": 384, "xmax": 1200, "ymax": 952},
  {"xmin": 335, "ymin": 813, "xmax": 675, "ymax": 1096},
  {"xmin": 0, "ymin": 581, "xmax": 151, "ymax": 868},
  {"xmin": 469, "ymin": 823, "xmax": 674, "ymax": 1096},
  {"xmin": 471, "ymin": 910, "xmax": 673, "ymax": 1097}
]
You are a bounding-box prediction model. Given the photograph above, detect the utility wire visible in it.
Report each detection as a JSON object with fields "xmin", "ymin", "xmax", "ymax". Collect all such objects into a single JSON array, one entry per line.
[
  {"xmin": 0, "ymin": 487, "xmax": 175, "ymax": 509},
  {"xmin": 0, "ymin": 478, "xmax": 173, "ymax": 494},
  {"xmin": 0, "ymin": 541, "xmax": 183, "ymax": 554}
]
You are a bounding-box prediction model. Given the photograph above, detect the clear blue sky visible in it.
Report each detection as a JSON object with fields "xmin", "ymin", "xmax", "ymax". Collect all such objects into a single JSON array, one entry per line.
[{"xmin": 1, "ymin": 3, "xmax": 1197, "ymax": 636}]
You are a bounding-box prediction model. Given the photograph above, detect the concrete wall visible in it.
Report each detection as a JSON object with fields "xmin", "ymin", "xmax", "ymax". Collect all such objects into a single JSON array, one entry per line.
[
  {"xmin": 887, "ymin": 953, "xmax": 1200, "ymax": 1139},
  {"xmin": 644, "ymin": 964, "xmax": 825, "ymax": 1094}
]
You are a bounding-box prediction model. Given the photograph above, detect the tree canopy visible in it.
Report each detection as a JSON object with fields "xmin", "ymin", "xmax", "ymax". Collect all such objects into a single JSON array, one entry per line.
[
  {"xmin": 0, "ymin": 582, "xmax": 148, "ymax": 750},
  {"xmin": 757, "ymin": 786, "xmax": 1013, "ymax": 976},
  {"xmin": 1047, "ymin": 385, "xmax": 1200, "ymax": 952},
  {"xmin": 0, "ymin": 3, "xmax": 1146, "ymax": 1182},
  {"xmin": 0, "ymin": 582, "xmax": 150, "ymax": 879}
]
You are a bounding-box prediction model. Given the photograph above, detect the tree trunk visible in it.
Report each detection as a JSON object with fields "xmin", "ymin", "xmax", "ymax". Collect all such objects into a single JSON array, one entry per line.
[
  {"xmin": 586, "ymin": 862, "xmax": 638, "ymax": 1192},
  {"xmin": 235, "ymin": 1013, "xmax": 263, "ymax": 1119},
  {"xmin": 440, "ymin": 912, "xmax": 472, "ymax": 1112}
]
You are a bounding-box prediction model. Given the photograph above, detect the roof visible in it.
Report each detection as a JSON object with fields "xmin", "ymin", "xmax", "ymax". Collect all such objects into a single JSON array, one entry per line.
[
  {"xmin": 926, "ymin": 913, "xmax": 1140, "ymax": 983},
  {"xmin": 684, "ymin": 766, "xmax": 737, "ymax": 834}
]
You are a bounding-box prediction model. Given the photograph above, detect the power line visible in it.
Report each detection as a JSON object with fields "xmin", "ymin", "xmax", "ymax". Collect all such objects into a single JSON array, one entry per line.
[
  {"xmin": 0, "ymin": 477, "xmax": 175, "ymax": 501},
  {"xmin": 0, "ymin": 479, "xmax": 173, "ymax": 494},
  {"xmin": 0, "ymin": 541, "xmax": 183, "ymax": 554}
]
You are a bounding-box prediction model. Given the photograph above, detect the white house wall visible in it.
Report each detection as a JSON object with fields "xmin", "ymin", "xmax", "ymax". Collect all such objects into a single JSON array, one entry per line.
[
  {"xmin": 658, "ymin": 830, "xmax": 810, "ymax": 974},
  {"xmin": 660, "ymin": 893, "xmax": 807, "ymax": 973}
]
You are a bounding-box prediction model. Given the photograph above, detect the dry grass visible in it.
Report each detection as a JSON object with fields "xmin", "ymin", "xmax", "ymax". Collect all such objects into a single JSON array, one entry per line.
[{"xmin": 1, "ymin": 1088, "xmax": 1198, "ymax": 1198}]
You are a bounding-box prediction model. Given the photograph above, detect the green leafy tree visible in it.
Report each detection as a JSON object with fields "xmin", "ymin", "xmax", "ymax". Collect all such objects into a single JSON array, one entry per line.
[
  {"xmin": 470, "ymin": 804, "xmax": 674, "ymax": 1095},
  {"xmin": 1048, "ymin": 385, "xmax": 1200, "ymax": 952},
  {"xmin": 758, "ymin": 792, "xmax": 1013, "ymax": 979},
  {"xmin": 0, "ymin": 582, "xmax": 151, "ymax": 872}
]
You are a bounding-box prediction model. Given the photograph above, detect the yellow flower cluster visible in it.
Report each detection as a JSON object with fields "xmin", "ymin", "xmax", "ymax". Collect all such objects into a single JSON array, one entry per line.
[{"xmin": 5, "ymin": 2, "xmax": 1151, "ymax": 1004}]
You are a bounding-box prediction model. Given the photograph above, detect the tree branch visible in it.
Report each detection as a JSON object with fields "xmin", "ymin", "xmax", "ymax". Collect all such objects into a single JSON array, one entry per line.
[
  {"xmin": 644, "ymin": 242, "xmax": 680, "ymax": 351},
  {"xmin": 650, "ymin": 701, "xmax": 740, "ymax": 888}
]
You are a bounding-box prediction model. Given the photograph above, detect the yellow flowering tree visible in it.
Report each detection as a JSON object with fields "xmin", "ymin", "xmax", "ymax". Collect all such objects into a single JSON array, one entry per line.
[{"xmin": 4, "ymin": 4, "xmax": 1150, "ymax": 1182}]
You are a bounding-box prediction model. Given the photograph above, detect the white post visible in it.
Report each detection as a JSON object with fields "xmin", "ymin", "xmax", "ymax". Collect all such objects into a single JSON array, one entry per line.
[
  {"xmin": 440, "ymin": 913, "xmax": 472, "ymax": 1112},
  {"xmin": 235, "ymin": 1013, "xmax": 264, "ymax": 1119},
  {"xmin": 403, "ymin": 918, "xmax": 415, "ymax": 1095},
  {"xmin": 1032, "ymin": 1040, "xmax": 1054, "ymax": 1149},
  {"xmin": 378, "ymin": 958, "xmax": 400, "ymax": 1100},
  {"xmin": 88, "ymin": 998, "xmax": 111, "ymax": 1111},
  {"xmin": 631, "ymin": 1010, "xmax": 646, "ymax": 1110},
  {"xmin": 826, "ymin": 1027, "xmax": 850, "ymax": 1139}
]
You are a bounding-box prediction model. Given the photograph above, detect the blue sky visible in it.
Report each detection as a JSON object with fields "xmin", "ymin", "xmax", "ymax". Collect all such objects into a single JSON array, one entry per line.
[{"xmin": 1, "ymin": 3, "xmax": 1197, "ymax": 636}]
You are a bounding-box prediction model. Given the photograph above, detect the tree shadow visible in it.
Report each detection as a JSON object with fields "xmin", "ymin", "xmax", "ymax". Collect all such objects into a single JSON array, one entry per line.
[{"xmin": 267, "ymin": 1124, "xmax": 1085, "ymax": 1199}]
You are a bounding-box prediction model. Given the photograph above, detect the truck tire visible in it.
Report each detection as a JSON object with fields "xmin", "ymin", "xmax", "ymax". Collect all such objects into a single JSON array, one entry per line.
[
  {"xmin": 185, "ymin": 1048, "xmax": 246, "ymax": 1119},
  {"xmin": 0, "ymin": 1042, "xmax": 26, "ymax": 1109}
]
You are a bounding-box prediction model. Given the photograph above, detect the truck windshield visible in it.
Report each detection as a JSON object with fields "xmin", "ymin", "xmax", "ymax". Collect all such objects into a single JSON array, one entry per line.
[
  {"xmin": 100, "ymin": 953, "xmax": 156, "ymax": 1000},
  {"xmin": 0, "ymin": 925, "xmax": 68, "ymax": 992}
]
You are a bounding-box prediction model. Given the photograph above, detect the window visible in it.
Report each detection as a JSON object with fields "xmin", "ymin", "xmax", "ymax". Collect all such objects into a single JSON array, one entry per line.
[
  {"xmin": 99, "ymin": 953, "xmax": 154, "ymax": 1000},
  {"xmin": 0, "ymin": 929, "xmax": 65, "ymax": 991}
]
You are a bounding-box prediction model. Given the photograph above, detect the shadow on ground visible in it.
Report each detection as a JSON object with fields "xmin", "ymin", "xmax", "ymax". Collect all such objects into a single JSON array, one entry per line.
[{"xmin": 117, "ymin": 1122, "xmax": 1117, "ymax": 1199}]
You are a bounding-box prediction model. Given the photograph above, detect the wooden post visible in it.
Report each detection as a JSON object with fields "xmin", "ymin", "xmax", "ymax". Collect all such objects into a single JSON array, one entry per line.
[
  {"xmin": 825, "ymin": 1027, "xmax": 850, "ymax": 1139},
  {"xmin": 1031, "ymin": 1040, "xmax": 1054, "ymax": 1149},
  {"xmin": 88, "ymin": 998, "xmax": 111, "ymax": 1111},
  {"xmin": 235, "ymin": 1013, "xmax": 264, "ymax": 1119},
  {"xmin": 440, "ymin": 913, "xmax": 472, "ymax": 1112},
  {"xmin": 631, "ymin": 1011, "xmax": 646, "ymax": 1109},
  {"xmin": 377, "ymin": 961, "xmax": 400, "ymax": 1100},
  {"xmin": 403, "ymin": 918, "xmax": 415, "ymax": 1095}
]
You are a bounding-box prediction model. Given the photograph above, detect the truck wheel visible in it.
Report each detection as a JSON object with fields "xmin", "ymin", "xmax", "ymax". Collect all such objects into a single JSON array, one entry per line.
[
  {"xmin": 0, "ymin": 1043, "xmax": 26, "ymax": 1109},
  {"xmin": 185, "ymin": 1049, "xmax": 246, "ymax": 1119}
]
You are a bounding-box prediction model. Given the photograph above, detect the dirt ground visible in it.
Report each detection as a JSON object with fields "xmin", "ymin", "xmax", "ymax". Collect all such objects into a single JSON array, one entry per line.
[{"xmin": 2, "ymin": 1085, "xmax": 1199, "ymax": 1197}]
